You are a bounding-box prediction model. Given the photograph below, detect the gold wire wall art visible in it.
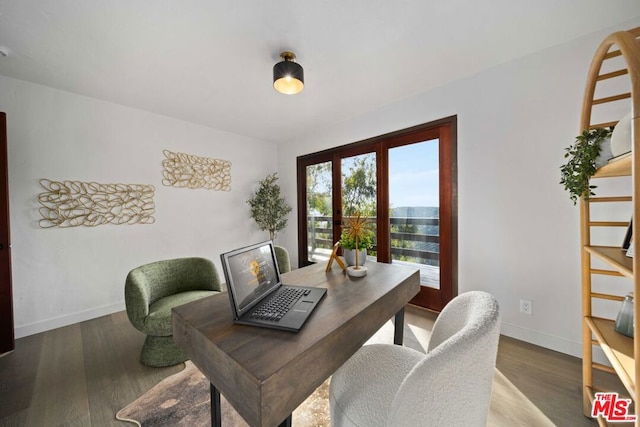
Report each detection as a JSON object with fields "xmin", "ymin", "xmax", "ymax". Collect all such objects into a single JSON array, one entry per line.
[
  {"xmin": 162, "ymin": 149, "xmax": 232, "ymax": 191},
  {"xmin": 38, "ymin": 179, "xmax": 156, "ymax": 228}
]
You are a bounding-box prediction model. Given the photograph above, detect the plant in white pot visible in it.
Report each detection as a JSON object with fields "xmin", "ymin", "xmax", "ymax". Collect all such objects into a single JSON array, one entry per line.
[
  {"xmin": 340, "ymin": 229, "xmax": 373, "ymax": 266},
  {"xmin": 340, "ymin": 213, "xmax": 373, "ymax": 277},
  {"xmin": 559, "ymin": 127, "xmax": 614, "ymax": 205},
  {"xmin": 247, "ymin": 173, "xmax": 292, "ymax": 241}
]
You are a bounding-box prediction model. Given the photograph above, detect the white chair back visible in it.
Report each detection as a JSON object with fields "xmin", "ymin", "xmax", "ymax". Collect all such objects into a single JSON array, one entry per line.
[{"xmin": 387, "ymin": 291, "xmax": 500, "ymax": 426}]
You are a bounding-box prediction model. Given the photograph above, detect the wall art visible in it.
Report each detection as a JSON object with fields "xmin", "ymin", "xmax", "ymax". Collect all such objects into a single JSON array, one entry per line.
[
  {"xmin": 161, "ymin": 149, "xmax": 231, "ymax": 191},
  {"xmin": 38, "ymin": 179, "xmax": 156, "ymax": 228}
]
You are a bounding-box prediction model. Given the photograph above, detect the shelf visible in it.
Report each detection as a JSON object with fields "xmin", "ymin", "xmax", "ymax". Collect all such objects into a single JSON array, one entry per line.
[
  {"xmin": 593, "ymin": 152, "xmax": 631, "ymax": 178},
  {"xmin": 581, "ymin": 27, "xmax": 640, "ymax": 425},
  {"xmin": 584, "ymin": 246, "xmax": 633, "ymax": 278},
  {"xmin": 585, "ymin": 385, "xmax": 608, "ymax": 427},
  {"xmin": 585, "ymin": 317, "xmax": 636, "ymax": 400}
]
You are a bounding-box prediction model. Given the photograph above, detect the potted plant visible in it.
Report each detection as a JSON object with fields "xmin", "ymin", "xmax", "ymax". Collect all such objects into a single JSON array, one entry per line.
[
  {"xmin": 247, "ymin": 173, "xmax": 292, "ymax": 241},
  {"xmin": 340, "ymin": 213, "xmax": 373, "ymax": 276},
  {"xmin": 340, "ymin": 227, "xmax": 373, "ymax": 267},
  {"xmin": 560, "ymin": 127, "xmax": 613, "ymax": 205}
]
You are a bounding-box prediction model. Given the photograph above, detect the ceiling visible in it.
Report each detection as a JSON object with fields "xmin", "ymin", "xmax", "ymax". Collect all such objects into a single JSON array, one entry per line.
[{"xmin": 0, "ymin": 1, "xmax": 639, "ymax": 143}]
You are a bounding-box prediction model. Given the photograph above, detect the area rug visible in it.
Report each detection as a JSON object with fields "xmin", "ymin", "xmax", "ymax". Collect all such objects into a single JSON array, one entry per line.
[{"xmin": 116, "ymin": 361, "xmax": 330, "ymax": 426}]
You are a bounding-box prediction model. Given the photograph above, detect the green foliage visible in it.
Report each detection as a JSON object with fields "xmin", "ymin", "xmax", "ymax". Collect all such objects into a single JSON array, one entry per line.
[
  {"xmin": 305, "ymin": 155, "xmax": 377, "ymax": 218},
  {"xmin": 342, "ymin": 154, "xmax": 376, "ymax": 216},
  {"xmin": 390, "ymin": 222, "xmax": 417, "ymax": 253},
  {"xmin": 395, "ymin": 223, "xmax": 418, "ymax": 233},
  {"xmin": 247, "ymin": 173, "xmax": 292, "ymax": 240},
  {"xmin": 340, "ymin": 228, "xmax": 373, "ymax": 250},
  {"xmin": 306, "ymin": 162, "xmax": 332, "ymax": 216},
  {"xmin": 560, "ymin": 127, "xmax": 612, "ymax": 205}
]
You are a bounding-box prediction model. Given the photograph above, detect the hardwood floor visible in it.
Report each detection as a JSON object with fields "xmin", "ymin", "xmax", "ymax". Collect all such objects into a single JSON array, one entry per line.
[
  {"xmin": 0, "ymin": 311, "xmax": 182, "ymax": 426},
  {"xmin": 0, "ymin": 304, "xmax": 621, "ymax": 426}
]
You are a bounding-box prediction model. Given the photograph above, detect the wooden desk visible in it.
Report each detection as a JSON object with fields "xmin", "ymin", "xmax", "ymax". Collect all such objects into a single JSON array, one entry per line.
[{"xmin": 173, "ymin": 261, "xmax": 420, "ymax": 427}]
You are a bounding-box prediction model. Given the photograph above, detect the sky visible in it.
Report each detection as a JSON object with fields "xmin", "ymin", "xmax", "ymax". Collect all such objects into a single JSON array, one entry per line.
[{"xmin": 388, "ymin": 139, "xmax": 439, "ymax": 208}]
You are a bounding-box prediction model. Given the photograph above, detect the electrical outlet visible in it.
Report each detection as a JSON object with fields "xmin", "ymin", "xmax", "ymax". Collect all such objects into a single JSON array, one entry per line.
[{"xmin": 520, "ymin": 299, "xmax": 532, "ymax": 315}]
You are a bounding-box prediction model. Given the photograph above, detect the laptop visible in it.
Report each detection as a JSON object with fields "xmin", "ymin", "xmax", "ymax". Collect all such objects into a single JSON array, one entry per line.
[{"xmin": 220, "ymin": 240, "xmax": 327, "ymax": 332}]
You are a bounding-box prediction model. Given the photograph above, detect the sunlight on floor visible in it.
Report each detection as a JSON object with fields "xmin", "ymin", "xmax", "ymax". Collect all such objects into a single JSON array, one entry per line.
[
  {"xmin": 407, "ymin": 322, "xmax": 433, "ymax": 351},
  {"xmin": 489, "ymin": 370, "xmax": 555, "ymax": 427}
]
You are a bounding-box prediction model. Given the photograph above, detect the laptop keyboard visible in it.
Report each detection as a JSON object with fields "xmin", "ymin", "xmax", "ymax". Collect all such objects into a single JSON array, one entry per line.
[{"xmin": 250, "ymin": 287, "xmax": 311, "ymax": 321}]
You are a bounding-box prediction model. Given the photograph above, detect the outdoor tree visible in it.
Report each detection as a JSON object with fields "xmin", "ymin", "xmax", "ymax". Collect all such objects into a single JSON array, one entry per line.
[
  {"xmin": 342, "ymin": 154, "xmax": 376, "ymax": 217},
  {"xmin": 247, "ymin": 173, "xmax": 292, "ymax": 241},
  {"xmin": 306, "ymin": 162, "xmax": 332, "ymax": 216},
  {"xmin": 305, "ymin": 155, "xmax": 377, "ymax": 254}
]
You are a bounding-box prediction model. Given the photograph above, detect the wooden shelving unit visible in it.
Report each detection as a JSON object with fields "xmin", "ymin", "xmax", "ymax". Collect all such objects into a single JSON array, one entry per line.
[
  {"xmin": 593, "ymin": 153, "xmax": 632, "ymax": 178},
  {"xmin": 581, "ymin": 27, "xmax": 640, "ymax": 426}
]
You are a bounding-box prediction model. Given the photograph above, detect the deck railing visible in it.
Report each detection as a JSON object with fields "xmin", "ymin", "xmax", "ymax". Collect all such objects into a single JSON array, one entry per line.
[{"xmin": 307, "ymin": 215, "xmax": 439, "ymax": 265}]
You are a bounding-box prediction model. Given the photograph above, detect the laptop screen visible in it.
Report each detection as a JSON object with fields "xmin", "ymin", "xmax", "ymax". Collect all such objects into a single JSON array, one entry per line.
[{"xmin": 221, "ymin": 241, "xmax": 281, "ymax": 317}]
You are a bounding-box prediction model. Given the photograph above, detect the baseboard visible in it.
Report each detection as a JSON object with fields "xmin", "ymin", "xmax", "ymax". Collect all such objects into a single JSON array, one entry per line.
[
  {"xmin": 501, "ymin": 321, "xmax": 610, "ymax": 365},
  {"xmin": 14, "ymin": 301, "xmax": 126, "ymax": 339},
  {"xmin": 501, "ymin": 321, "xmax": 583, "ymax": 358}
]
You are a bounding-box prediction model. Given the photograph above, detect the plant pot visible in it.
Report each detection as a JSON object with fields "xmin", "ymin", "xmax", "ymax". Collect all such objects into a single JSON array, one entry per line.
[
  {"xmin": 611, "ymin": 112, "xmax": 632, "ymax": 157},
  {"xmin": 344, "ymin": 249, "xmax": 367, "ymax": 267},
  {"xmin": 595, "ymin": 137, "xmax": 613, "ymax": 168}
]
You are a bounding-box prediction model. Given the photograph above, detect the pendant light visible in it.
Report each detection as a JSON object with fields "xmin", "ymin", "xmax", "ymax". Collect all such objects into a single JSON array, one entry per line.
[{"xmin": 273, "ymin": 51, "xmax": 304, "ymax": 95}]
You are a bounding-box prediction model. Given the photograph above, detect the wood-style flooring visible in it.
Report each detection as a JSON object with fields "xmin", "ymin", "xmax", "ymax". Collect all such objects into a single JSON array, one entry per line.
[{"xmin": 0, "ymin": 304, "xmax": 624, "ymax": 426}]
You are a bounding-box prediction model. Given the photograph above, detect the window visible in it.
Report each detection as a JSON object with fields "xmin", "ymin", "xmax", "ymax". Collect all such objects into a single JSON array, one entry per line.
[{"xmin": 297, "ymin": 116, "xmax": 457, "ymax": 310}]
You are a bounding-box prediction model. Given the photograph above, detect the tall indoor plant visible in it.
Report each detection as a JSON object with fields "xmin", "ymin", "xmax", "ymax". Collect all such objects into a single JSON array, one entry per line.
[{"xmin": 247, "ymin": 173, "xmax": 292, "ymax": 241}]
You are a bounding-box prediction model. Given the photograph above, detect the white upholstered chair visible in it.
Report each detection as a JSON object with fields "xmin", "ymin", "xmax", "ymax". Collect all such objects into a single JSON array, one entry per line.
[{"xmin": 329, "ymin": 291, "xmax": 501, "ymax": 427}]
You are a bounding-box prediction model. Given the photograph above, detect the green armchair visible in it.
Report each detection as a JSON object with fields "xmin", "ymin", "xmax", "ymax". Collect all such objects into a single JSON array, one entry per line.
[
  {"xmin": 124, "ymin": 257, "xmax": 222, "ymax": 367},
  {"xmin": 274, "ymin": 245, "xmax": 291, "ymax": 273}
]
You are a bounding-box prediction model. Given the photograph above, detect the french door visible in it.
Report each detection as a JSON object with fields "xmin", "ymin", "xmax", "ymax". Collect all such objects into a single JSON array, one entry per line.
[{"xmin": 297, "ymin": 116, "xmax": 457, "ymax": 311}]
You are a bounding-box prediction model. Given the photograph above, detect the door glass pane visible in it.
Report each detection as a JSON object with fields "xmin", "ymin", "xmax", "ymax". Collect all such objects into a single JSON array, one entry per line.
[
  {"xmin": 306, "ymin": 162, "xmax": 333, "ymax": 263},
  {"xmin": 389, "ymin": 140, "xmax": 439, "ymax": 288},
  {"xmin": 341, "ymin": 153, "xmax": 377, "ymax": 261}
]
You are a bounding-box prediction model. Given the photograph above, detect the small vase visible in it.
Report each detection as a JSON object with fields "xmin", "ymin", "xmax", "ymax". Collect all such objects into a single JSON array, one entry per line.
[
  {"xmin": 615, "ymin": 293, "xmax": 634, "ymax": 337},
  {"xmin": 344, "ymin": 249, "xmax": 367, "ymax": 267}
]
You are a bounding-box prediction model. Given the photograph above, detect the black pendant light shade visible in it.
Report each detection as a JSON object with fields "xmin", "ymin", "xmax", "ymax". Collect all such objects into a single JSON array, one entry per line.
[{"xmin": 273, "ymin": 51, "xmax": 304, "ymax": 95}]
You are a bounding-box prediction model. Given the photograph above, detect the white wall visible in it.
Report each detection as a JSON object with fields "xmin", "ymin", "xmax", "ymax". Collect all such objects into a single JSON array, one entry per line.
[
  {"xmin": 277, "ymin": 19, "xmax": 640, "ymax": 358},
  {"xmin": 3, "ymin": 20, "xmax": 639, "ymax": 355},
  {"xmin": 0, "ymin": 75, "xmax": 277, "ymax": 338}
]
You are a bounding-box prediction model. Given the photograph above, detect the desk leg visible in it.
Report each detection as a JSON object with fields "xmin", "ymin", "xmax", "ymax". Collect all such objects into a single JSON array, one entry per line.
[
  {"xmin": 210, "ymin": 383, "xmax": 289, "ymax": 427},
  {"xmin": 211, "ymin": 384, "xmax": 222, "ymax": 427},
  {"xmin": 278, "ymin": 415, "xmax": 292, "ymax": 427},
  {"xmin": 394, "ymin": 307, "xmax": 405, "ymax": 345}
]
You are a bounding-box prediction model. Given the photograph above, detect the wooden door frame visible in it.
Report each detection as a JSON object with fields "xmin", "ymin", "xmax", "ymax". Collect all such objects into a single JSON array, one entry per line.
[
  {"xmin": 0, "ymin": 112, "xmax": 14, "ymax": 354},
  {"xmin": 400, "ymin": 119, "xmax": 457, "ymax": 311},
  {"xmin": 297, "ymin": 116, "xmax": 457, "ymax": 311}
]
